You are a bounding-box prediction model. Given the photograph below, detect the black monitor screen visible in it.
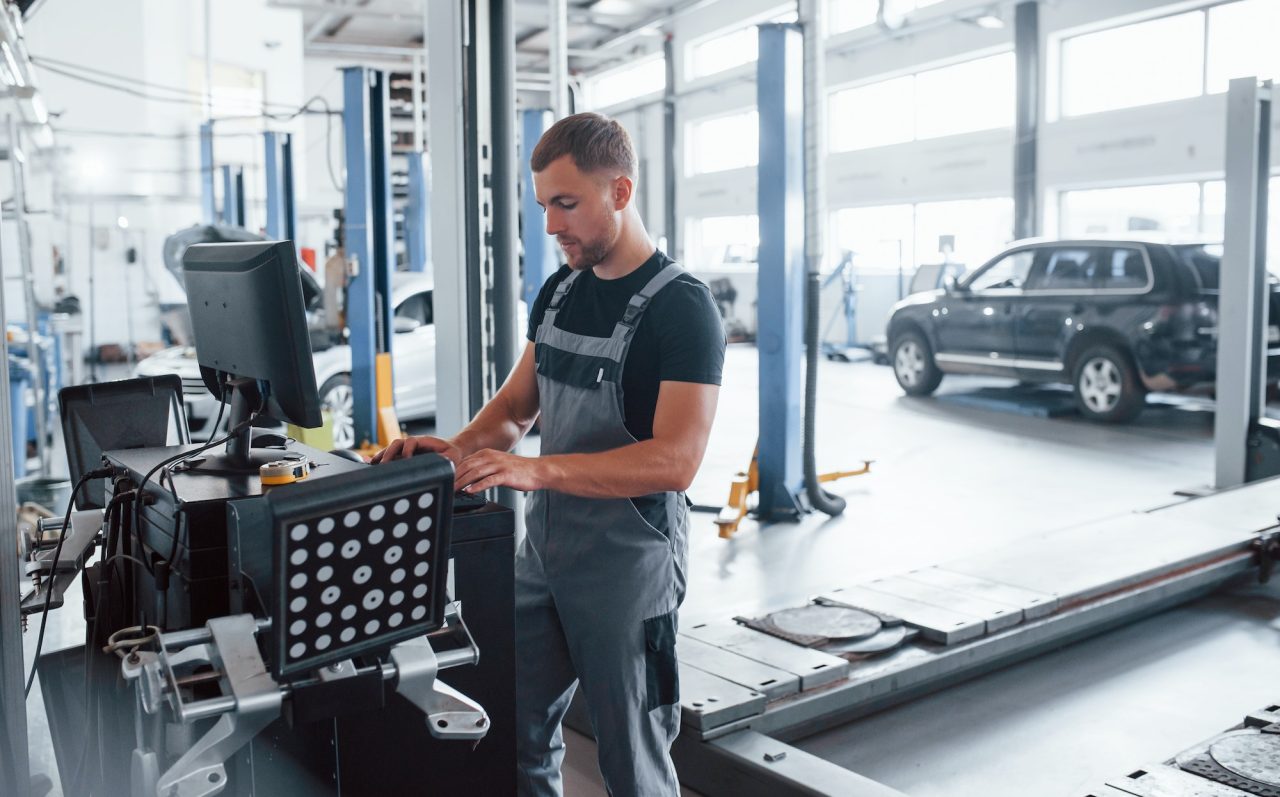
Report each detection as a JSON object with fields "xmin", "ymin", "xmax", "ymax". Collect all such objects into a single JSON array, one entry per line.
[{"xmin": 182, "ymin": 241, "xmax": 322, "ymax": 430}]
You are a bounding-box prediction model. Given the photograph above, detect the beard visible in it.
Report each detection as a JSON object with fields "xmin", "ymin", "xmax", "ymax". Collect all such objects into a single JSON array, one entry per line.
[{"xmin": 560, "ymin": 213, "xmax": 618, "ymax": 270}]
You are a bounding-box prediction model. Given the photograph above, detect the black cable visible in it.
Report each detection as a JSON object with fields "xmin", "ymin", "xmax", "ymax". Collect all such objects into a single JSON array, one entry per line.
[{"xmin": 24, "ymin": 467, "xmax": 112, "ymax": 699}]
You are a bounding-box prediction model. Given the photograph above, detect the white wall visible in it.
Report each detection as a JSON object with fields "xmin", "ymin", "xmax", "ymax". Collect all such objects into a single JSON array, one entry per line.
[{"xmin": 19, "ymin": 0, "xmax": 305, "ymax": 351}]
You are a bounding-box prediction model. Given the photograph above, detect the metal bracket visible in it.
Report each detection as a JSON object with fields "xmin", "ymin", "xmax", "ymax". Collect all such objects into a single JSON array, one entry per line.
[{"xmin": 391, "ymin": 613, "xmax": 490, "ymax": 742}]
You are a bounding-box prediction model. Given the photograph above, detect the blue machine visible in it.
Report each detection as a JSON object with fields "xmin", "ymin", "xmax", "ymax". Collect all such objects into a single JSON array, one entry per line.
[{"xmin": 755, "ymin": 23, "xmax": 807, "ymax": 520}]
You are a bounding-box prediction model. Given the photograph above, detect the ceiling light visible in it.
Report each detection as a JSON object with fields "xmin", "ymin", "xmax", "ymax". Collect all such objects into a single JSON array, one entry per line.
[{"xmin": 974, "ymin": 13, "xmax": 1004, "ymax": 29}]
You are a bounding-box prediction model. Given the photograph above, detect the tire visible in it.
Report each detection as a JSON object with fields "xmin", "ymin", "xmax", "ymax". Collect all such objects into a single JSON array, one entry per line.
[
  {"xmin": 891, "ymin": 331, "xmax": 943, "ymax": 396},
  {"xmin": 319, "ymin": 374, "xmax": 355, "ymax": 449},
  {"xmin": 1071, "ymin": 345, "xmax": 1144, "ymax": 423}
]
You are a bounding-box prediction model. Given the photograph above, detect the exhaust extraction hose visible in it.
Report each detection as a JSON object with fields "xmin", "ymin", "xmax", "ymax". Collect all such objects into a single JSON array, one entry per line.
[{"xmin": 800, "ymin": 0, "xmax": 845, "ymax": 517}]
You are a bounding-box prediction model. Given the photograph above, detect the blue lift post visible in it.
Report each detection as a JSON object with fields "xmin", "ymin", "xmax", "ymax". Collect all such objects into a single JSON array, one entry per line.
[
  {"xmin": 755, "ymin": 23, "xmax": 806, "ymax": 520},
  {"xmin": 343, "ymin": 66, "xmax": 395, "ymax": 448},
  {"xmin": 405, "ymin": 151, "xmax": 430, "ymax": 274},
  {"xmin": 200, "ymin": 121, "xmax": 216, "ymax": 224},
  {"xmin": 264, "ymin": 131, "xmax": 299, "ymax": 245},
  {"xmin": 219, "ymin": 164, "xmax": 244, "ymax": 227},
  {"xmin": 520, "ymin": 108, "xmax": 558, "ymax": 308}
]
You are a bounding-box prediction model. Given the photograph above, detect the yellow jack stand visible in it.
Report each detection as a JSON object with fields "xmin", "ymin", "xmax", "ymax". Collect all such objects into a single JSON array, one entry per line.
[
  {"xmin": 356, "ymin": 352, "xmax": 404, "ymax": 459},
  {"xmin": 714, "ymin": 445, "xmax": 872, "ymax": 539}
]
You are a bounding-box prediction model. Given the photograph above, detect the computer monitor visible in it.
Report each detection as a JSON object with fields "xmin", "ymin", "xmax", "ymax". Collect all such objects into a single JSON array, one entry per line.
[{"xmin": 182, "ymin": 241, "xmax": 321, "ymax": 470}]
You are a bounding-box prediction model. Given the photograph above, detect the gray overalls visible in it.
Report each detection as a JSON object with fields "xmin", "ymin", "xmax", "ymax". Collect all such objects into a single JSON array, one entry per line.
[{"xmin": 515, "ymin": 263, "xmax": 691, "ymax": 797}]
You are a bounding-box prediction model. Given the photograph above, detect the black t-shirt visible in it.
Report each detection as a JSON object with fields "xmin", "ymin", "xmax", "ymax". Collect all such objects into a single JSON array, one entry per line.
[{"xmin": 527, "ymin": 249, "xmax": 725, "ymax": 440}]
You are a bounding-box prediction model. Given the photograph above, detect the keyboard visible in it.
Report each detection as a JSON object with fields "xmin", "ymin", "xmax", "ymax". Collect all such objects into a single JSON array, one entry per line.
[{"xmin": 452, "ymin": 490, "xmax": 488, "ymax": 513}]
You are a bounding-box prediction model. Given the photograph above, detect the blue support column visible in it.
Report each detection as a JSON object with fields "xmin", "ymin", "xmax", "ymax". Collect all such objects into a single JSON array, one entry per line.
[
  {"xmin": 219, "ymin": 164, "xmax": 234, "ymax": 225},
  {"xmin": 200, "ymin": 121, "xmax": 216, "ymax": 224},
  {"xmin": 264, "ymin": 131, "xmax": 286, "ymax": 239},
  {"xmin": 756, "ymin": 24, "xmax": 806, "ymax": 520},
  {"xmin": 281, "ymin": 134, "xmax": 297, "ymax": 243},
  {"xmin": 521, "ymin": 108, "xmax": 558, "ymax": 307},
  {"xmin": 343, "ymin": 66, "xmax": 394, "ymax": 448},
  {"xmin": 405, "ymin": 151, "xmax": 430, "ymax": 274}
]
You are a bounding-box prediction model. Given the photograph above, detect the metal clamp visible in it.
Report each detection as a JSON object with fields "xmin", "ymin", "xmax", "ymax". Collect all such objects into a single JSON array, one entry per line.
[
  {"xmin": 122, "ymin": 605, "xmax": 489, "ymax": 795},
  {"xmin": 391, "ymin": 603, "xmax": 490, "ymax": 742}
]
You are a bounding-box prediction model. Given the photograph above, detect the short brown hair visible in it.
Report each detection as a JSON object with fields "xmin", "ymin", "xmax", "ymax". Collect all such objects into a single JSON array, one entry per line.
[{"xmin": 530, "ymin": 112, "xmax": 637, "ymax": 178}]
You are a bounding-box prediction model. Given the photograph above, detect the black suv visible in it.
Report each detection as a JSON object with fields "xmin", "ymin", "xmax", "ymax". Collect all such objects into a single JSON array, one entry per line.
[{"xmin": 885, "ymin": 239, "xmax": 1280, "ymax": 422}]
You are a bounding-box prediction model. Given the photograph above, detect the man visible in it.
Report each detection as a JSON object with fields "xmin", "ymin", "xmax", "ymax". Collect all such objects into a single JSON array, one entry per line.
[{"xmin": 374, "ymin": 112, "xmax": 725, "ymax": 796}]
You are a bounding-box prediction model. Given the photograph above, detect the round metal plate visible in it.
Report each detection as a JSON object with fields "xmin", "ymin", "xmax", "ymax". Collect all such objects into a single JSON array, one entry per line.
[
  {"xmin": 768, "ymin": 605, "xmax": 880, "ymax": 641},
  {"xmin": 822, "ymin": 624, "xmax": 909, "ymax": 655},
  {"xmin": 1209, "ymin": 732, "xmax": 1280, "ymax": 786}
]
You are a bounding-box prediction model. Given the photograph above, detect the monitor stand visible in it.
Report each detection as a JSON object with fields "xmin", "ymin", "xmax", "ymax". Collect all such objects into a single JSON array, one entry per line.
[{"xmin": 196, "ymin": 376, "xmax": 301, "ymax": 475}]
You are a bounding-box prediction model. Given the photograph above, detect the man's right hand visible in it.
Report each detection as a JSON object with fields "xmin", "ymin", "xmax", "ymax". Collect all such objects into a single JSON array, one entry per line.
[{"xmin": 370, "ymin": 435, "xmax": 463, "ymax": 467}]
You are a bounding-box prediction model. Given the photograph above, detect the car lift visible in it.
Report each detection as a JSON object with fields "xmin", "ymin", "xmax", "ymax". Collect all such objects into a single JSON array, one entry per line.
[
  {"xmin": 714, "ymin": 447, "xmax": 871, "ymax": 538},
  {"xmin": 648, "ymin": 32, "xmax": 1280, "ymax": 797}
]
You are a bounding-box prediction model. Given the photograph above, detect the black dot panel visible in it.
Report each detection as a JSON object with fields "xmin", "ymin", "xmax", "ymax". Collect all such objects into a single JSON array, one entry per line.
[{"xmin": 276, "ymin": 484, "xmax": 445, "ymax": 676}]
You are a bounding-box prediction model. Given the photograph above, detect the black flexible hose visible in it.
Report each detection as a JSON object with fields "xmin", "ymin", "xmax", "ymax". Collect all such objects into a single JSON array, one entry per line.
[{"xmin": 803, "ymin": 272, "xmax": 846, "ymax": 517}]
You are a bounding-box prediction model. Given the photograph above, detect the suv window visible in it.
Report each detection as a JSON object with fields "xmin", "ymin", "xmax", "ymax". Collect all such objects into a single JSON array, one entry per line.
[
  {"xmin": 967, "ymin": 250, "xmax": 1034, "ymax": 292},
  {"xmin": 1027, "ymin": 247, "xmax": 1097, "ymax": 291},
  {"xmin": 394, "ymin": 291, "xmax": 433, "ymax": 328},
  {"xmin": 1096, "ymin": 247, "xmax": 1148, "ymax": 290}
]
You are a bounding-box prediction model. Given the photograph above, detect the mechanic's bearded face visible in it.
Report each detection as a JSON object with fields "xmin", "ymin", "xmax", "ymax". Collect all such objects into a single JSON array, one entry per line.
[{"xmin": 533, "ymin": 154, "xmax": 627, "ymax": 271}]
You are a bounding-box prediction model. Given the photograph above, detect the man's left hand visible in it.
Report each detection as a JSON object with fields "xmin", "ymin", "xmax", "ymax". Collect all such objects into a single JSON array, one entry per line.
[{"xmin": 454, "ymin": 449, "xmax": 546, "ymax": 493}]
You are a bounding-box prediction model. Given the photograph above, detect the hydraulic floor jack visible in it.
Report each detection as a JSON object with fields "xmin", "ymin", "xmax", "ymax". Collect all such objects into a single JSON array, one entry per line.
[{"xmin": 713, "ymin": 445, "xmax": 872, "ymax": 538}]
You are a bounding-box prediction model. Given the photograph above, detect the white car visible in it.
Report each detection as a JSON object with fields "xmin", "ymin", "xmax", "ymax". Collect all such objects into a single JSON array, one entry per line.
[{"xmin": 136, "ymin": 272, "xmax": 438, "ymax": 449}]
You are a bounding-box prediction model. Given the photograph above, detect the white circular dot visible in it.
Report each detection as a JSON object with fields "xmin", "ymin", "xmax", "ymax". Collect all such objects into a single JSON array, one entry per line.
[
  {"xmin": 289, "ymin": 620, "xmax": 307, "ymax": 636},
  {"xmin": 317, "ymin": 542, "xmax": 335, "ymax": 559},
  {"xmin": 318, "ymin": 517, "xmax": 335, "ymax": 534},
  {"xmin": 316, "ymin": 612, "xmax": 332, "ymax": 628},
  {"xmin": 343, "ymin": 510, "xmax": 361, "ymax": 528},
  {"xmin": 394, "ymin": 498, "xmax": 410, "ymax": 515},
  {"xmin": 290, "ymin": 573, "xmax": 308, "ymax": 590},
  {"xmin": 341, "ymin": 605, "xmax": 356, "ymax": 620},
  {"xmin": 290, "ymin": 596, "xmax": 307, "ymax": 613},
  {"xmin": 317, "ymin": 565, "xmax": 334, "ymax": 582},
  {"xmin": 363, "ymin": 589, "xmax": 385, "ymax": 610},
  {"xmin": 392, "ymin": 522, "xmax": 409, "ymax": 538},
  {"xmin": 290, "ymin": 642, "xmax": 306, "ymax": 658},
  {"xmin": 290, "ymin": 548, "xmax": 308, "ymax": 566},
  {"xmin": 353, "ymin": 565, "xmax": 372, "ymax": 585},
  {"xmin": 415, "ymin": 539, "xmax": 431, "ymax": 555},
  {"xmin": 367, "ymin": 528, "xmax": 385, "ymax": 546},
  {"xmin": 388, "ymin": 612, "xmax": 403, "ymax": 628},
  {"xmin": 416, "ymin": 516, "xmax": 432, "ymax": 533},
  {"xmin": 413, "ymin": 561, "xmax": 429, "ymax": 578},
  {"xmin": 364, "ymin": 619, "xmax": 381, "ymax": 635},
  {"xmin": 315, "ymin": 635, "xmax": 331, "ymax": 651},
  {"xmin": 342, "ymin": 540, "xmax": 362, "ymax": 559},
  {"xmin": 290, "ymin": 524, "xmax": 309, "ymax": 541},
  {"xmin": 390, "ymin": 568, "xmax": 406, "ymax": 584},
  {"xmin": 411, "ymin": 606, "xmax": 427, "ymax": 621},
  {"xmin": 340, "ymin": 627, "xmax": 356, "ymax": 643},
  {"xmin": 389, "ymin": 590, "xmax": 405, "ymax": 606},
  {"xmin": 369, "ymin": 504, "xmax": 386, "ymax": 521},
  {"xmin": 412, "ymin": 584, "xmax": 427, "ymax": 600},
  {"xmin": 418, "ymin": 492, "xmax": 434, "ymax": 509},
  {"xmin": 321, "ymin": 586, "xmax": 341, "ymax": 605},
  {"xmin": 384, "ymin": 545, "xmax": 403, "ymax": 565}
]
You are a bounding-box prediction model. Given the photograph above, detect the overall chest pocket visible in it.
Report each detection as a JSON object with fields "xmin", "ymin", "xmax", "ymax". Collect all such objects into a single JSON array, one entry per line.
[{"xmin": 535, "ymin": 343, "xmax": 620, "ymax": 390}]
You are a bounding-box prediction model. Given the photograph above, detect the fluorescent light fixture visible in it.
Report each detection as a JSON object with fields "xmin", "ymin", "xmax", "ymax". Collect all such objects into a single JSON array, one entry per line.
[
  {"xmin": 29, "ymin": 93, "xmax": 47, "ymax": 125},
  {"xmin": 1, "ymin": 42, "xmax": 24, "ymax": 87},
  {"xmin": 974, "ymin": 13, "xmax": 1004, "ymax": 29}
]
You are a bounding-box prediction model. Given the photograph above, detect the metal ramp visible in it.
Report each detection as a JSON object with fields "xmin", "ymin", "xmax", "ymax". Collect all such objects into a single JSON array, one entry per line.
[{"xmin": 669, "ymin": 480, "xmax": 1280, "ymax": 796}]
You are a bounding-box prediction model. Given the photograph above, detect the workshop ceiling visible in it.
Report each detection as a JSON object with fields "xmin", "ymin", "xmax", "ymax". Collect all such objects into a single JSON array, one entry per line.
[{"xmin": 269, "ymin": 0, "xmax": 683, "ymax": 77}]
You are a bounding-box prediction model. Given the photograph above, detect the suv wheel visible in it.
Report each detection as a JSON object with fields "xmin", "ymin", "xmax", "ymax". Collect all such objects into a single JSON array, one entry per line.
[
  {"xmin": 319, "ymin": 374, "xmax": 355, "ymax": 449},
  {"xmin": 891, "ymin": 331, "xmax": 943, "ymax": 396},
  {"xmin": 1072, "ymin": 345, "xmax": 1144, "ymax": 423}
]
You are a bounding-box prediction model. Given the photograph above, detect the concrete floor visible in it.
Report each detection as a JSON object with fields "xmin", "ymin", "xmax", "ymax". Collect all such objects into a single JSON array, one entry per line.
[{"xmin": 22, "ymin": 346, "xmax": 1280, "ymax": 796}]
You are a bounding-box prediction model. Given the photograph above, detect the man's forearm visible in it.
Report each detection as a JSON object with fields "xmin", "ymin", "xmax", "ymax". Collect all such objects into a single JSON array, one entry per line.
[
  {"xmin": 538, "ymin": 438, "xmax": 701, "ymax": 498},
  {"xmin": 451, "ymin": 391, "xmax": 537, "ymax": 458}
]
